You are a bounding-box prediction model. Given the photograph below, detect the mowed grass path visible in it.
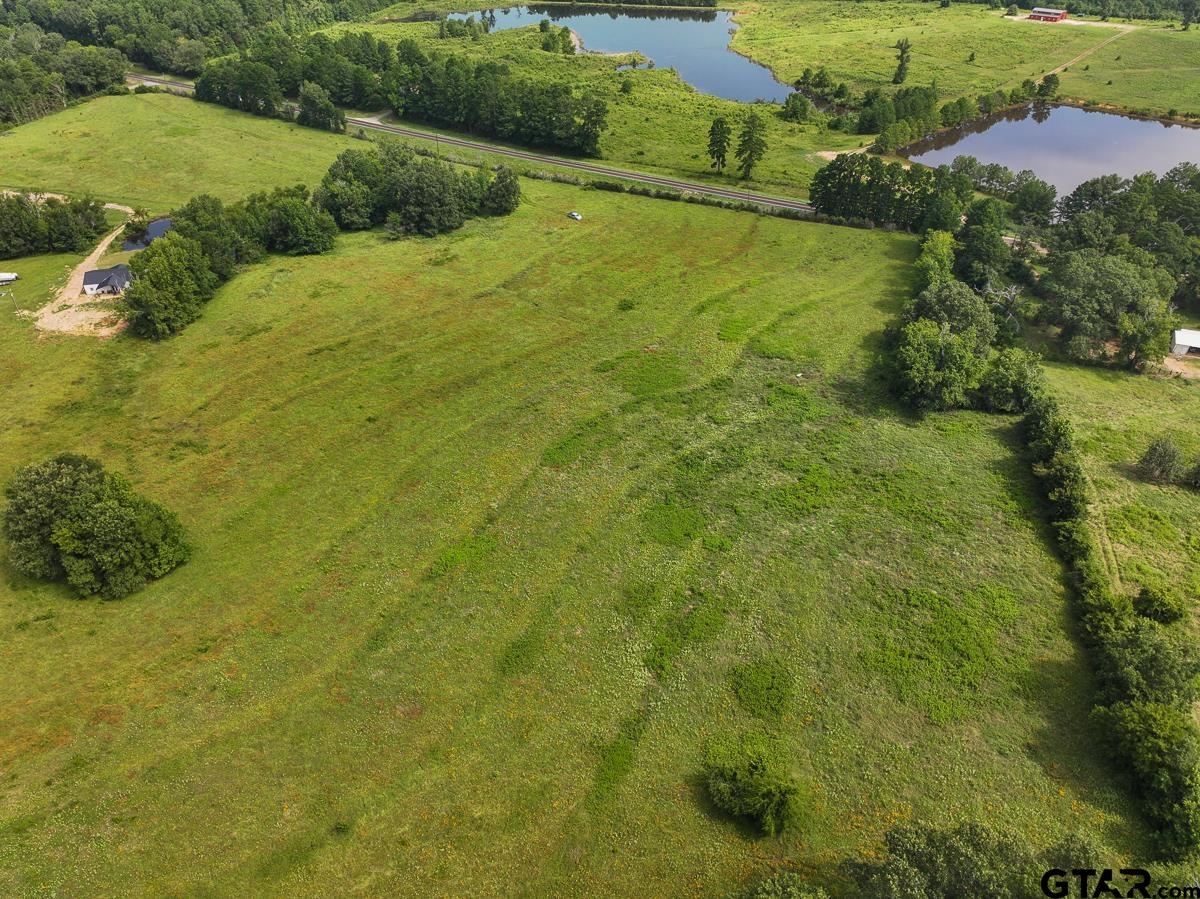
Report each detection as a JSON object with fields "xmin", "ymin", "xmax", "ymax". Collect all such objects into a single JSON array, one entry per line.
[{"xmin": 0, "ymin": 164, "xmax": 1149, "ymax": 893}]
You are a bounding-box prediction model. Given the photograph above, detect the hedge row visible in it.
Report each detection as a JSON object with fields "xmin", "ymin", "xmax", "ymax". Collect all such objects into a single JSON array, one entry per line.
[{"xmin": 1018, "ymin": 389, "xmax": 1200, "ymax": 859}]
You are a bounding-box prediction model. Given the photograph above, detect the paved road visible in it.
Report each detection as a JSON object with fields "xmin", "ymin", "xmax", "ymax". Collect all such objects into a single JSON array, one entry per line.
[{"xmin": 127, "ymin": 74, "xmax": 816, "ymax": 214}]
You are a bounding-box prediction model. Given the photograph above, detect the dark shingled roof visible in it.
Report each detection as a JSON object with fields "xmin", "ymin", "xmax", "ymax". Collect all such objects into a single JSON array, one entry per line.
[{"xmin": 82, "ymin": 264, "xmax": 131, "ymax": 292}]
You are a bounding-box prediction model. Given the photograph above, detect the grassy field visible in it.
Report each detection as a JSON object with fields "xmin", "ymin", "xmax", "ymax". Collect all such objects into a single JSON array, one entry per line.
[
  {"xmin": 1046, "ymin": 361, "xmax": 1200, "ymax": 615},
  {"xmin": 0, "ymin": 93, "xmax": 362, "ymax": 211},
  {"xmin": 0, "ymin": 95, "xmax": 1155, "ymax": 892},
  {"xmin": 1055, "ymin": 24, "xmax": 1200, "ymax": 116},
  {"xmin": 731, "ymin": 1, "xmax": 1111, "ymax": 99}
]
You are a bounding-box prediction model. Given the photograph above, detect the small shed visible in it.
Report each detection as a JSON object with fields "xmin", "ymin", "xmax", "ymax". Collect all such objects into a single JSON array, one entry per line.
[
  {"xmin": 1029, "ymin": 7, "xmax": 1068, "ymax": 20},
  {"xmin": 82, "ymin": 264, "xmax": 131, "ymax": 296},
  {"xmin": 1171, "ymin": 328, "xmax": 1200, "ymax": 357}
]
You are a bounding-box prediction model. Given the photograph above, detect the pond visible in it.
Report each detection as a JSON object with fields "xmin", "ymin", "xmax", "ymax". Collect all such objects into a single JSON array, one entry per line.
[
  {"xmin": 448, "ymin": 4, "xmax": 792, "ymax": 103},
  {"xmin": 906, "ymin": 103, "xmax": 1200, "ymax": 196}
]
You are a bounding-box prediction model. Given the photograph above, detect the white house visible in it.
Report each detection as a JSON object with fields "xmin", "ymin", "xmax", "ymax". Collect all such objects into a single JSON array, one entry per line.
[
  {"xmin": 82, "ymin": 264, "xmax": 131, "ymax": 296},
  {"xmin": 1172, "ymin": 329, "xmax": 1200, "ymax": 357}
]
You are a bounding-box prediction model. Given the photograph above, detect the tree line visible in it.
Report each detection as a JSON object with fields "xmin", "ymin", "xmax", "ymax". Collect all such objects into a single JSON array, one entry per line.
[
  {"xmin": 0, "ymin": 194, "xmax": 109, "ymax": 260},
  {"xmin": 383, "ymin": 39, "xmax": 608, "ymax": 156},
  {"xmin": 124, "ymin": 141, "xmax": 522, "ymax": 339},
  {"xmin": 0, "ymin": 23, "xmax": 127, "ymax": 127},
  {"xmin": 193, "ymin": 32, "xmax": 610, "ymax": 154}
]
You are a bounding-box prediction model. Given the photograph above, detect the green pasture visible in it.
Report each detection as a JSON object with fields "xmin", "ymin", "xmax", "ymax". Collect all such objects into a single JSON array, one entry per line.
[
  {"xmin": 1046, "ymin": 362, "xmax": 1200, "ymax": 617},
  {"xmin": 0, "ymin": 118, "xmax": 1152, "ymax": 891}
]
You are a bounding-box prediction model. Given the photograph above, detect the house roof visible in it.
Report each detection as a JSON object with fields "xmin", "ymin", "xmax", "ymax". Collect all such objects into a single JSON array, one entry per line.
[
  {"xmin": 1174, "ymin": 328, "xmax": 1200, "ymax": 346},
  {"xmin": 1031, "ymin": 7, "xmax": 1067, "ymax": 12},
  {"xmin": 83, "ymin": 264, "xmax": 131, "ymax": 290}
]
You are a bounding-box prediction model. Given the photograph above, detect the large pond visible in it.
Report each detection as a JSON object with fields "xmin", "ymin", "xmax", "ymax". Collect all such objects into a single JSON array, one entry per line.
[
  {"xmin": 907, "ymin": 103, "xmax": 1200, "ymax": 195},
  {"xmin": 448, "ymin": 4, "xmax": 791, "ymax": 103}
]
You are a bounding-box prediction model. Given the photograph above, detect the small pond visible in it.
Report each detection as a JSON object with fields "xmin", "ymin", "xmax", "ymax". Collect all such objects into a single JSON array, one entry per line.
[
  {"xmin": 122, "ymin": 217, "xmax": 172, "ymax": 251},
  {"xmin": 448, "ymin": 4, "xmax": 791, "ymax": 103},
  {"xmin": 907, "ymin": 103, "xmax": 1200, "ymax": 196}
]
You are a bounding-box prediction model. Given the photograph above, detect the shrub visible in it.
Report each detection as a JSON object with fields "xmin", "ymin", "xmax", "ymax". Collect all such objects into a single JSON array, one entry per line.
[
  {"xmin": 1094, "ymin": 700, "xmax": 1200, "ymax": 859},
  {"xmin": 3, "ymin": 454, "xmax": 189, "ymax": 599},
  {"xmin": 385, "ymin": 158, "xmax": 469, "ymax": 237},
  {"xmin": 482, "ymin": 166, "xmax": 522, "ymax": 216},
  {"xmin": 703, "ymin": 731, "xmax": 799, "ymax": 835},
  {"xmin": 892, "ymin": 318, "xmax": 985, "ymax": 410},
  {"xmin": 1183, "ymin": 459, "xmax": 1200, "ymax": 491},
  {"xmin": 1098, "ymin": 619, "xmax": 1200, "ymax": 707},
  {"xmin": 1037, "ymin": 449, "xmax": 1090, "ymax": 521},
  {"xmin": 264, "ymin": 198, "xmax": 338, "ymax": 255},
  {"xmin": 843, "ymin": 821, "xmax": 1037, "ymax": 897},
  {"xmin": 1133, "ymin": 585, "xmax": 1186, "ymax": 624},
  {"xmin": 844, "ymin": 821, "xmax": 1107, "ymax": 897},
  {"xmin": 977, "ymin": 347, "xmax": 1045, "ymax": 412},
  {"xmin": 913, "ymin": 230, "xmax": 956, "ymax": 293},
  {"xmin": 744, "ymin": 872, "xmax": 828, "ymax": 899},
  {"xmin": 1138, "ymin": 436, "xmax": 1184, "ymax": 484}
]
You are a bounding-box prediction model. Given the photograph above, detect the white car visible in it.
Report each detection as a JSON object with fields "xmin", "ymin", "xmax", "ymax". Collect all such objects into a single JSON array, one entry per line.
[
  {"xmin": 567, "ymin": 212, "xmax": 583, "ymax": 221},
  {"xmin": 0, "ymin": 273, "xmax": 19, "ymax": 285}
]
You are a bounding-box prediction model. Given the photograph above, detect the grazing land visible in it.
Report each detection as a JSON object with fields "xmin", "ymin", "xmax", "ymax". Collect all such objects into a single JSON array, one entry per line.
[
  {"xmin": 730, "ymin": 0, "xmax": 1112, "ymax": 98},
  {"xmin": 0, "ymin": 151, "xmax": 1148, "ymax": 891},
  {"xmin": 0, "ymin": 93, "xmax": 361, "ymax": 211},
  {"xmin": 1046, "ymin": 361, "xmax": 1200, "ymax": 618},
  {"xmin": 1054, "ymin": 25, "xmax": 1200, "ymax": 116}
]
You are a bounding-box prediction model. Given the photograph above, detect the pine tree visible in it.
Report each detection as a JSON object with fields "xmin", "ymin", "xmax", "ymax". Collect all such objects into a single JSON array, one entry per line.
[
  {"xmin": 735, "ymin": 111, "xmax": 768, "ymax": 180},
  {"xmin": 707, "ymin": 116, "xmax": 731, "ymax": 173}
]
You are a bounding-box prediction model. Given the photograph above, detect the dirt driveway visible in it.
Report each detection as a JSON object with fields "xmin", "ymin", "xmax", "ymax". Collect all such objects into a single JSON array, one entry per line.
[
  {"xmin": 35, "ymin": 220, "xmax": 131, "ymax": 338},
  {"xmin": 1, "ymin": 191, "xmax": 136, "ymax": 338}
]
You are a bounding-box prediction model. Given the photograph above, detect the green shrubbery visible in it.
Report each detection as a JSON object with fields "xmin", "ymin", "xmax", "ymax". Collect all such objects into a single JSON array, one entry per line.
[
  {"xmin": 743, "ymin": 872, "xmax": 827, "ymax": 899},
  {"xmin": 1134, "ymin": 585, "xmax": 1186, "ymax": 624},
  {"xmin": 3, "ymin": 454, "xmax": 189, "ymax": 599},
  {"xmin": 1138, "ymin": 436, "xmax": 1185, "ymax": 484},
  {"xmin": 316, "ymin": 144, "xmax": 522, "ymax": 239},
  {"xmin": 843, "ymin": 821, "xmax": 1104, "ymax": 898},
  {"xmin": 702, "ymin": 731, "xmax": 799, "ymax": 836}
]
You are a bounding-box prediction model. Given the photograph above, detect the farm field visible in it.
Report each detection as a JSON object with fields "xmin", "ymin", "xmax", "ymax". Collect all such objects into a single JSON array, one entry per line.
[
  {"xmin": 1046, "ymin": 361, "xmax": 1200, "ymax": 619},
  {"xmin": 730, "ymin": 0, "xmax": 1112, "ymax": 99},
  {"xmin": 0, "ymin": 153, "xmax": 1151, "ymax": 893},
  {"xmin": 1055, "ymin": 24, "xmax": 1200, "ymax": 116},
  {"xmin": 0, "ymin": 93, "xmax": 362, "ymax": 211}
]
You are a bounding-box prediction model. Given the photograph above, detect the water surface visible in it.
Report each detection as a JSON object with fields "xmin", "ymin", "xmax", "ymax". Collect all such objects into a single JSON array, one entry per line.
[
  {"xmin": 449, "ymin": 4, "xmax": 791, "ymax": 103},
  {"xmin": 907, "ymin": 104, "xmax": 1200, "ymax": 195}
]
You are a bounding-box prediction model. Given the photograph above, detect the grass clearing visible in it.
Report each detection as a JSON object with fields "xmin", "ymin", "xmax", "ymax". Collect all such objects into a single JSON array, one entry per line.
[
  {"xmin": 0, "ymin": 93, "xmax": 362, "ymax": 210},
  {"xmin": 732, "ymin": 1, "xmax": 1110, "ymax": 99},
  {"xmin": 1045, "ymin": 362, "xmax": 1200, "ymax": 612},
  {"xmin": 0, "ymin": 139, "xmax": 1154, "ymax": 891},
  {"xmin": 1055, "ymin": 25, "xmax": 1200, "ymax": 116}
]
